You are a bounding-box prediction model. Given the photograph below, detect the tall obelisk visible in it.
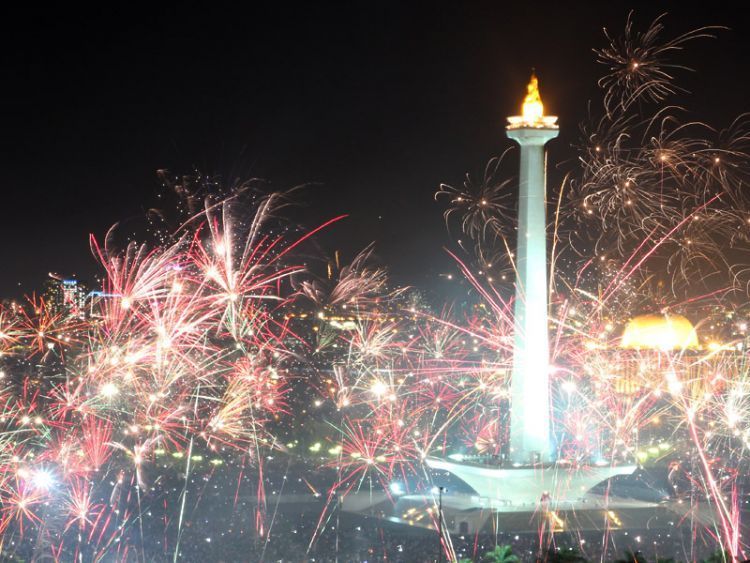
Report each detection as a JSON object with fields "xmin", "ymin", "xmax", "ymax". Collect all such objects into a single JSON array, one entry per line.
[{"xmin": 506, "ymin": 74, "xmax": 558, "ymax": 464}]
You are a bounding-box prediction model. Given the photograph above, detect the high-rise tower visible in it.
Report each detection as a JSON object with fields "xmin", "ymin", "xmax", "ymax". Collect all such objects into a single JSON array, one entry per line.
[{"xmin": 506, "ymin": 74, "xmax": 558, "ymax": 464}]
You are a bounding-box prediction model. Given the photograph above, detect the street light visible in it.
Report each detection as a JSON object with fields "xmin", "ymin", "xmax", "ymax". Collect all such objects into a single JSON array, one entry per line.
[{"xmin": 436, "ymin": 486, "xmax": 446, "ymax": 563}]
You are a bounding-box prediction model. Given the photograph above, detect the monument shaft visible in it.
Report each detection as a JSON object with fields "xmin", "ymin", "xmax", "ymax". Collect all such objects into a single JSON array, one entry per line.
[{"xmin": 506, "ymin": 127, "xmax": 558, "ymax": 464}]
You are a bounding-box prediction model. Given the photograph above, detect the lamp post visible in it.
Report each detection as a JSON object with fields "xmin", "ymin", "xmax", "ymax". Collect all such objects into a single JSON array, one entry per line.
[{"xmin": 436, "ymin": 486, "xmax": 446, "ymax": 563}]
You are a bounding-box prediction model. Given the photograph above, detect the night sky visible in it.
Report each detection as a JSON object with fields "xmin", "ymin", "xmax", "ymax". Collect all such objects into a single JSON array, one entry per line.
[{"xmin": 1, "ymin": 3, "xmax": 748, "ymax": 297}]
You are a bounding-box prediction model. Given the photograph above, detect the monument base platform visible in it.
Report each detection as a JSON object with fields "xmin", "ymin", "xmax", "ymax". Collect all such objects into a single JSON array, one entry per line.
[{"xmin": 425, "ymin": 457, "xmax": 638, "ymax": 508}]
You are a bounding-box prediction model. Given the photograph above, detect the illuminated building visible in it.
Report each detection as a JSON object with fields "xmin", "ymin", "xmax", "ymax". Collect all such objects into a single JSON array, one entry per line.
[
  {"xmin": 43, "ymin": 275, "xmax": 89, "ymax": 319},
  {"xmin": 621, "ymin": 314, "xmax": 699, "ymax": 351},
  {"xmin": 592, "ymin": 313, "xmax": 739, "ymax": 398}
]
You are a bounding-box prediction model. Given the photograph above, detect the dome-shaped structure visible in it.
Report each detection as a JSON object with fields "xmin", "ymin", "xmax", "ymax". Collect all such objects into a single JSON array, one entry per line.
[{"xmin": 620, "ymin": 314, "xmax": 699, "ymax": 351}]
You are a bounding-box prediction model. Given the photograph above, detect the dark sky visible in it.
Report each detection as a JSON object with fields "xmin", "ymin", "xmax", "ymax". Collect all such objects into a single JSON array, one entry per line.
[{"xmin": 1, "ymin": 3, "xmax": 748, "ymax": 297}]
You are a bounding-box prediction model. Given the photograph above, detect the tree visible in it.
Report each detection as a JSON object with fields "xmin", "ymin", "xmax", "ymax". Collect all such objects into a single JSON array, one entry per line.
[{"xmin": 483, "ymin": 545, "xmax": 520, "ymax": 563}]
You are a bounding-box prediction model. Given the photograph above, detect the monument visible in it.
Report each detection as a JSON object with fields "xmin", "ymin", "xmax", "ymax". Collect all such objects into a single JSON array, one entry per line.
[
  {"xmin": 506, "ymin": 72, "xmax": 558, "ymax": 464},
  {"xmin": 426, "ymin": 74, "xmax": 635, "ymax": 508}
]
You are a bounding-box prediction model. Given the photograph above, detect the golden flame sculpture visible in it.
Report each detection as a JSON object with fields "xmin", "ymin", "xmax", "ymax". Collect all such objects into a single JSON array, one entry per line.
[
  {"xmin": 507, "ymin": 72, "xmax": 558, "ymax": 129},
  {"xmin": 522, "ymin": 74, "xmax": 544, "ymax": 122}
]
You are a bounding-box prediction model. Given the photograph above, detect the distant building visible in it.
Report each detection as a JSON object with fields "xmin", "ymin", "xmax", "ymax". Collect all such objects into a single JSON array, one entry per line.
[{"xmin": 43, "ymin": 275, "xmax": 89, "ymax": 319}]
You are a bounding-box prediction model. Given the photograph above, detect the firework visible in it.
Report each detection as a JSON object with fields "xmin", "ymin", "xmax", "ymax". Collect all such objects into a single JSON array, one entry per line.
[{"xmin": 1, "ymin": 12, "xmax": 749, "ymax": 563}]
